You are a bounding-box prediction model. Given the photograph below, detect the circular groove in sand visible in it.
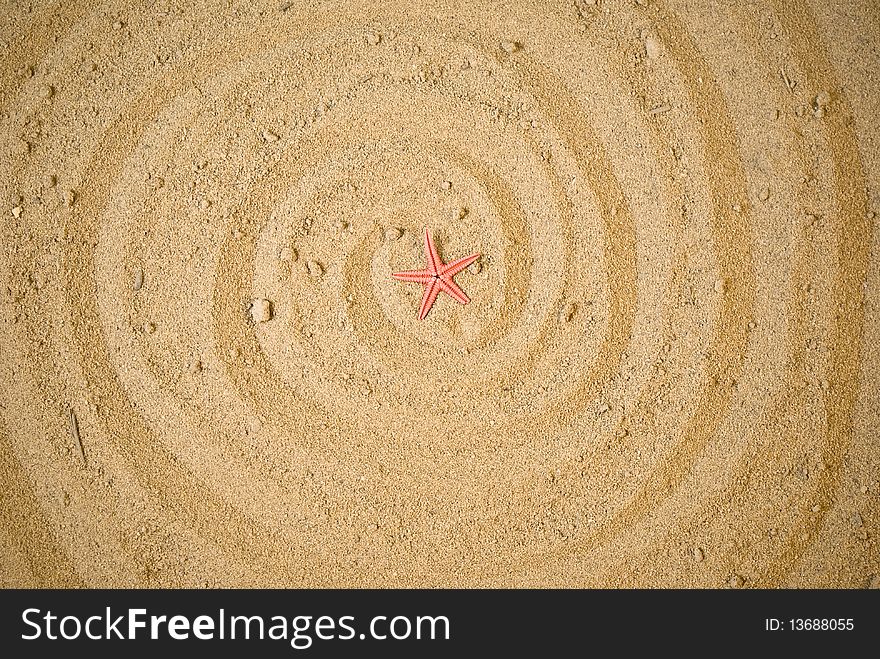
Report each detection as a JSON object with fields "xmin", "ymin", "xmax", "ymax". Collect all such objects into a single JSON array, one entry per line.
[{"xmin": 0, "ymin": 0, "xmax": 875, "ymax": 587}]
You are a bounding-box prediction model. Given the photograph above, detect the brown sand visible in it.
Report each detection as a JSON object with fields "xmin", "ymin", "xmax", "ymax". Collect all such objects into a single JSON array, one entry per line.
[{"xmin": 1, "ymin": 0, "xmax": 879, "ymax": 588}]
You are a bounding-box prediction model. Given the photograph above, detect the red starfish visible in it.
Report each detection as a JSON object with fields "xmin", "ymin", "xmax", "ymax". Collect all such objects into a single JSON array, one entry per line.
[{"xmin": 392, "ymin": 228, "xmax": 481, "ymax": 320}]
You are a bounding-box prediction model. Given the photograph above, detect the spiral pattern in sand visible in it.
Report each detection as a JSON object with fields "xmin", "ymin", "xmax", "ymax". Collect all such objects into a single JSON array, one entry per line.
[{"xmin": 1, "ymin": 0, "xmax": 878, "ymax": 587}]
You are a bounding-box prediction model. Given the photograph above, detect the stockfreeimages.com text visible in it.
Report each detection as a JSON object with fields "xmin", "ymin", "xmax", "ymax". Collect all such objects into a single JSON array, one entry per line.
[{"xmin": 22, "ymin": 607, "xmax": 450, "ymax": 649}]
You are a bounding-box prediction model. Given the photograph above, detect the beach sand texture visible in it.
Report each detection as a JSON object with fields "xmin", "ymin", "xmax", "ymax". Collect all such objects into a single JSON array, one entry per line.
[{"xmin": 1, "ymin": 0, "xmax": 878, "ymax": 587}]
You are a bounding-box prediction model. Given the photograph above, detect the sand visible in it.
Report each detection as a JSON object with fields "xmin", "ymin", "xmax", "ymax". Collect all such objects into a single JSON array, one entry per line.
[{"xmin": 1, "ymin": 0, "xmax": 878, "ymax": 588}]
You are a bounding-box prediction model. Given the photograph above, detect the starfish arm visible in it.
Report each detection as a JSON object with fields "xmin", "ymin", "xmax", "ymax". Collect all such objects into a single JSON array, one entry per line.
[
  {"xmin": 392, "ymin": 269, "xmax": 433, "ymax": 284},
  {"xmin": 440, "ymin": 252, "xmax": 481, "ymax": 277},
  {"xmin": 418, "ymin": 279, "xmax": 441, "ymax": 320},
  {"xmin": 438, "ymin": 277, "xmax": 470, "ymax": 305},
  {"xmin": 423, "ymin": 227, "xmax": 442, "ymax": 275}
]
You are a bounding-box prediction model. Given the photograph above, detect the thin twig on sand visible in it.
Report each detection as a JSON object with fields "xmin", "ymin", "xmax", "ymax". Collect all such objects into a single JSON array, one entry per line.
[{"xmin": 68, "ymin": 408, "xmax": 86, "ymax": 467}]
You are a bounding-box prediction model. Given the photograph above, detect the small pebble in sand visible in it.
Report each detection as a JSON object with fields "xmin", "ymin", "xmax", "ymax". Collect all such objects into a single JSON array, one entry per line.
[
  {"xmin": 811, "ymin": 504, "xmax": 821, "ymax": 513},
  {"xmin": 560, "ymin": 302, "xmax": 577, "ymax": 322},
  {"xmin": 457, "ymin": 207, "xmax": 468, "ymax": 219},
  {"xmin": 249, "ymin": 298, "xmax": 273, "ymax": 323},
  {"xmin": 43, "ymin": 173, "xmax": 57, "ymax": 188},
  {"xmin": 188, "ymin": 360, "xmax": 203, "ymax": 374},
  {"xmin": 759, "ymin": 187, "xmax": 770, "ymax": 202},
  {"xmin": 11, "ymin": 206, "xmax": 22, "ymax": 219},
  {"xmin": 39, "ymin": 84, "xmax": 54, "ymax": 99},
  {"xmin": 261, "ymin": 128, "xmax": 279, "ymax": 142},
  {"xmin": 143, "ymin": 321, "xmax": 156, "ymax": 334},
  {"xmin": 692, "ymin": 547, "xmax": 704, "ymax": 562},
  {"xmin": 112, "ymin": 20, "xmax": 124, "ymax": 30},
  {"xmin": 820, "ymin": 379, "xmax": 830, "ymax": 391},
  {"xmin": 729, "ymin": 574, "xmax": 744, "ymax": 588},
  {"xmin": 198, "ymin": 198, "xmax": 211, "ymax": 210},
  {"xmin": 384, "ymin": 227, "xmax": 402, "ymax": 242},
  {"xmin": 747, "ymin": 320, "xmax": 756, "ymax": 330},
  {"xmin": 440, "ymin": 180, "xmax": 452, "ymax": 191},
  {"xmin": 814, "ymin": 90, "xmax": 831, "ymax": 107},
  {"xmin": 306, "ymin": 260, "xmax": 324, "ymax": 278},
  {"xmin": 468, "ymin": 260, "xmax": 482, "ymax": 275},
  {"xmin": 279, "ymin": 246, "xmax": 298, "ymax": 262},
  {"xmin": 644, "ymin": 35, "xmax": 661, "ymax": 59},
  {"xmin": 366, "ymin": 31, "xmax": 381, "ymax": 46},
  {"xmin": 714, "ymin": 278, "xmax": 727, "ymax": 293},
  {"xmin": 133, "ymin": 267, "xmax": 144, "ymax": 291},
  {"xmin": 500, "ymin": 40, "xmax": 520, "ymax": 54},
  {"xmin": 228, "ymin": 346, "xmax": 240, "ymax": 359},
  {"xmin": 63, "ymin": 190, "xmax": 77, "ymax": 207}
]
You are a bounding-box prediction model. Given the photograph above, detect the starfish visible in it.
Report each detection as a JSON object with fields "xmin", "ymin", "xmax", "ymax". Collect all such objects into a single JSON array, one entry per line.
[{"xmin": 392, "ymin": 228, "xmax": 481, "ymax": 320}]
